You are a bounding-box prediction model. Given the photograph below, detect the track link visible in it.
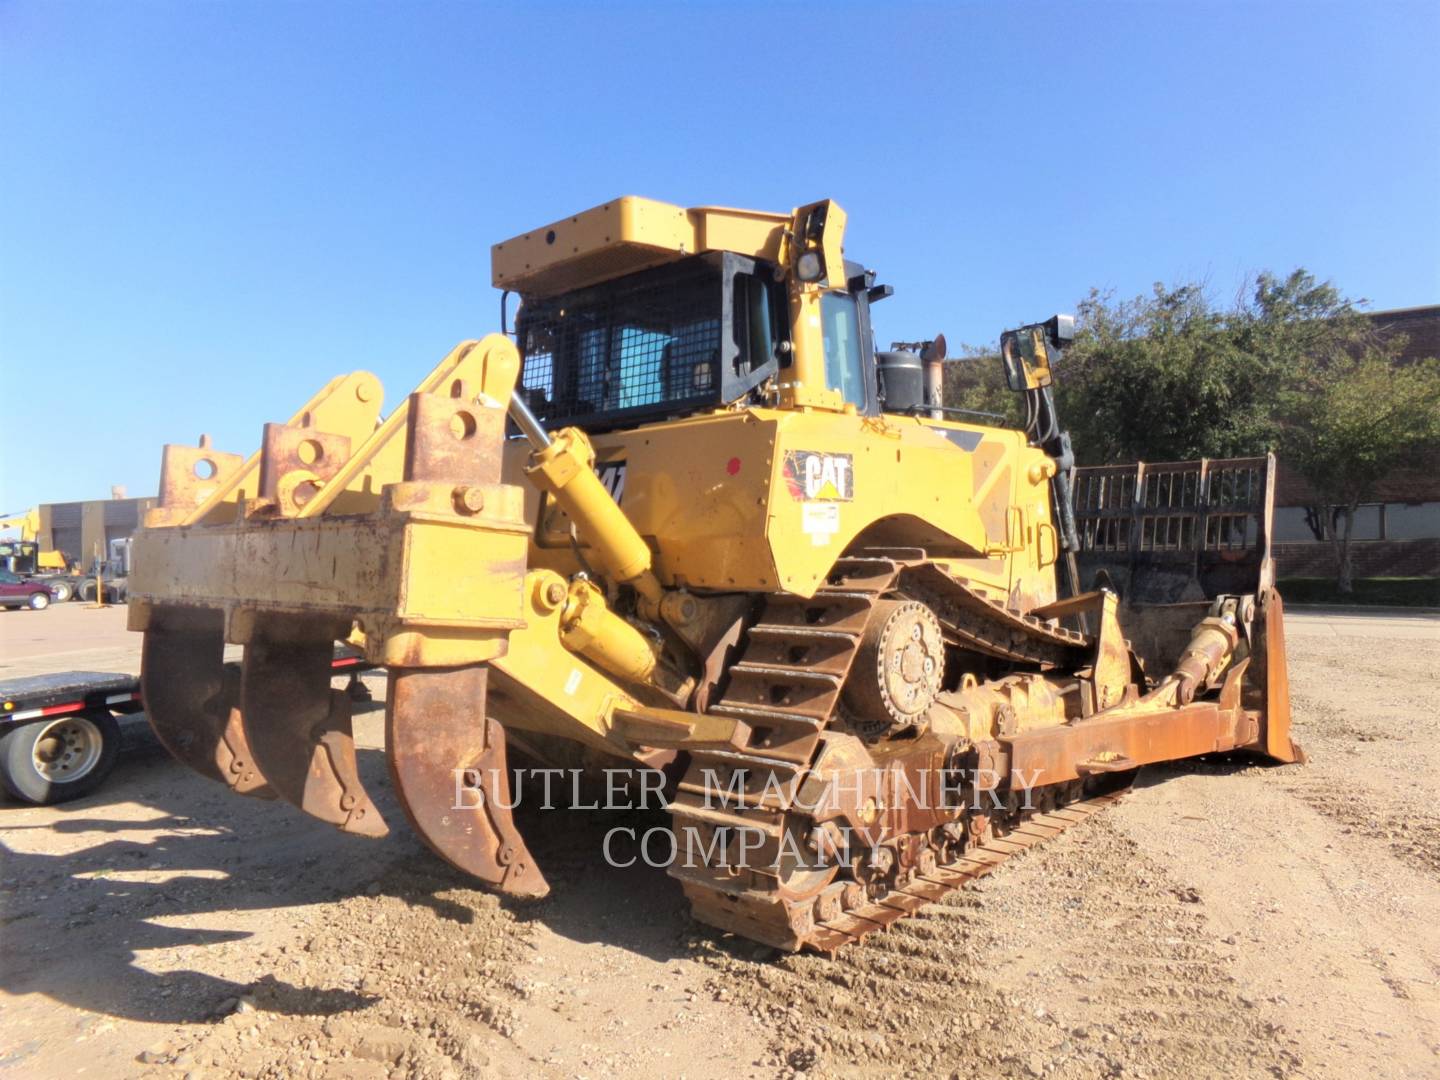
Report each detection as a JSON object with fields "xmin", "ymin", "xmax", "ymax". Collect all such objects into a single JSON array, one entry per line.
[
  {"xmin": 802, "ymin": 789, "xmax": 1126, "ymax": 955},
  {"xmin": 669, "ymin": 553, "xmax": 1115, "ymax": 954},
  {"xmin": 900, "ymin": 561, "xmax": 1090, "ymax": 667},
  {"xmin": 668, "ymin": 557, "xmax": 899, "ymax": 939}
]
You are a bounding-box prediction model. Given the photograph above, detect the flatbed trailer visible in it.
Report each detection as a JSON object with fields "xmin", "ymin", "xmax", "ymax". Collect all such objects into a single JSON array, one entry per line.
[{"xmin": 0, "ymin": 651, "xmax": 373, "ymax": 805}]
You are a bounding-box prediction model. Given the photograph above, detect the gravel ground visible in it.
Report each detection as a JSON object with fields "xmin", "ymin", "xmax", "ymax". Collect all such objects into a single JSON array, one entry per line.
[{"xmin": 1, "ymin": 608, "xmax": 1437, "ymax": 1079}]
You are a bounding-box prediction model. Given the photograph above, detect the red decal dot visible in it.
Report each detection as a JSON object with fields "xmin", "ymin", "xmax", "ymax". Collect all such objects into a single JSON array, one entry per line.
[{"xmin": 726, "ymin": 457, "xmax": 742, "ymax": 476}]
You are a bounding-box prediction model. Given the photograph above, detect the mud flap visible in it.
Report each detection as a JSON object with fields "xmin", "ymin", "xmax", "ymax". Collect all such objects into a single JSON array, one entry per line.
[
  {"xmin": 240, "ymin": 624, "xmax": 388, "ymax": 837},
  {"xmin": 386, "ymin": 666, "xmax": 549, "ymax": 898},
  {"xmin": 142, "ymin": 608, "xmax": 275, "ymax": 799}
]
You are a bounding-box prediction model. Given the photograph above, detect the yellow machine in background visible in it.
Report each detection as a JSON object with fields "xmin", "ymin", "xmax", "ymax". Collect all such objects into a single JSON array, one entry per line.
[
  {"xmin": 0, "ymin": 509, "xmax": 70, "ymax": 573},
  {"xmin": 129, "ymin": 197, "xmax": 1301, "ymax": 952}
]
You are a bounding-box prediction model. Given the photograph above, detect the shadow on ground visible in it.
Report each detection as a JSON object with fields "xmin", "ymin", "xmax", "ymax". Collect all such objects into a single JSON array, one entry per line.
[
  {"xmin": 3, "ymin": 721, "xmax": 1298, "ymax": 1027},
  {"xmin": 0, "ymin": 721, "xmax": 710, "ymax": 1027}
]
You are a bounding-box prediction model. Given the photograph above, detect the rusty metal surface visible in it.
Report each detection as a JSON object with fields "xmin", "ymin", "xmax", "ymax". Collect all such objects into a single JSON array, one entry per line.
[
  {"xmin": 152, "ymin": 438, "xmax": 247, "ymax": 526},
  {"xmin": 386, "ymin": 666, "xmax": 549, "ymax": 898},
  {"xmin": 257, "ymin": 422, "xmax": 353, "ymax": 514},
  {"xmin": 679, "ymin": 787, "xmax": 1128, "ymax": 954},
  {"xmin": 403, "ymin": 388, "xmax": 507, "ymax": 485},
  {"xmin": 214, "ymin": 666, "xmax": 275, "ymax": 798},
  {"xmin": 152, "ymin": 371, "xmax": 386, "ymax": 528},
  {"xmin": 801, "ymin": 790, "xmax": 1128, "ymax": 955},
  {"xmin": 240, "ymin": 624, "xmax": 388, "ymax": 837},
  {"xmin": 134, "ymin": 347, "xmax": 540, "ymax": 879},
  {"xmin": 142, "ymin": 609, "xmax": 276, "ymax": 798},
  {"xmin": 1000, "ymin": 703, "xmax": 1238, "ymax": 787},
  {"xmin": 1256, "ymin": 588, "xmax": 1304, "ymax": 764},
  {"xmin": 140, "ymin": 610, "xmax": 232, "ymax": 787},
  {"xmin": 899, "ymin": 561, "xmax": 1089, "ymax": 667},
  {"xmin": 842, "ymin": 598, "xmax": 945, "ymax": 729}
]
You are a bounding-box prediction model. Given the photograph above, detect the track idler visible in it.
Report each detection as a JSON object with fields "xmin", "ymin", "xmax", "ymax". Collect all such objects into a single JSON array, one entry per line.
[{"xmin": 387, "ymin": 666, "xmax": 548, "ymax": 897}]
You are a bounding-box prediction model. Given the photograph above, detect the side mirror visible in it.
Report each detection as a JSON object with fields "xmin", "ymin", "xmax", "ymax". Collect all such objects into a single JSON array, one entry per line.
[
  {"xmin": 1001, "ymin": 336, "xmax": 1026, "ymax": 391},
  {"xmin": 1000, "ymin": 325, "xmax": 1050, "ymax": 390},
  {"xmin": 1000, "ymin": 314, "xmax": 1074, "ymax": 391}
]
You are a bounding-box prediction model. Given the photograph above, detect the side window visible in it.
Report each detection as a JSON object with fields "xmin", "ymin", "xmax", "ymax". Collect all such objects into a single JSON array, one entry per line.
[
  {"xmin": 0, "ymin": 571, "xmax": 16, "ymax": 584},
  {"xmin": 733, "ymin": 272, "xmax": 778, "ymax": 376},
  {"xmin": 821, "ymin": 292, "xmax": 866, "ymax": 406}
]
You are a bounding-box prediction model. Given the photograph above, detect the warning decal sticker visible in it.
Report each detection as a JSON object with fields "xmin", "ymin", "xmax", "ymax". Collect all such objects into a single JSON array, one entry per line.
[
  {"xmin": 782, "ymin": 450, "xmax": 854, "ymax": 502},
  {"xmin": 801, "ymin": 502, "xmax": 841, "ymax": 546}
]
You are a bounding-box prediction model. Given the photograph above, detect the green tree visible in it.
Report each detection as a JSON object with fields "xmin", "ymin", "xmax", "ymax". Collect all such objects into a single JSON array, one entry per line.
[
  {"xmin": 940, "ymin": 269, "xmax": 1438, "ymax": 593},
  {"xmin": 941, "ymin": 343, "xmax": 1022, "ymax": 427},
  {"xmin": 1053, "ymin": 271, "xmax": 1371, "ymax": 466},
  {"xmin": 1057, "ymin": 282, "xmax": 1248, "ymax": 464},
  {"xmin": 1280, "ymin": 346, "xmax": 1440, "ymax": 592}
]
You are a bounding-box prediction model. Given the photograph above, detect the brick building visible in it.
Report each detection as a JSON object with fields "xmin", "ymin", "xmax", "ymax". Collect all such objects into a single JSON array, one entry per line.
[{"xmin": 1271, "ymin": 304, "xmax": 1440, "ymax": 578}]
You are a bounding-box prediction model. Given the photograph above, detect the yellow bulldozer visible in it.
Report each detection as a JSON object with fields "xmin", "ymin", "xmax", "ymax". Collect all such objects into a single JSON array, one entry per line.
[{"xmin": 128, "ymin": 197, "xmax": 1303, "ymax": 953}]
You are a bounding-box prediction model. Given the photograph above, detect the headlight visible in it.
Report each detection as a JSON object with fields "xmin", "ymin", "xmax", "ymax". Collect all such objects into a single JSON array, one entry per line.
[{"xmin": 796, "ymin": 251, "xmax": 823, "ymax": 283}]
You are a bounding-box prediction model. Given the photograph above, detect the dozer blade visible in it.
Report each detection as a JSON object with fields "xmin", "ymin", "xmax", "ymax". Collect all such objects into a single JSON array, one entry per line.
[
  {"xmin": 1255, "ymin": 587, "xmax": 1304, "ymax": 764},
  {"xmin": 142, "ymin": 608, "xmax": 275, "ymax": 798},
  {"xmin": 1071, "ymin": 453, "xmax": 1303, "ymax": 762},
  {"xmin": 387, "ymin": 666, "xmax": 549, "ymax": 898},
  {"xmin": 239, "ymin": 620, "xmax": 388, "ymax": 837}
]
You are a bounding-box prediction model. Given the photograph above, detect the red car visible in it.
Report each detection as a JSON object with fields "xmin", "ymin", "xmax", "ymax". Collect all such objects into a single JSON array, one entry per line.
[{"xmin": 0, "ymin": 570, "xmax": 54, "ymax": 610}]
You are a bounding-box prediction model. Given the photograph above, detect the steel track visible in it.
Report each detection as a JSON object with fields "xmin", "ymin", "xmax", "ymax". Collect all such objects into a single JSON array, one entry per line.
[
  {"xmin": 667, "ymin": 552, "xmax": 1119, "ymax": 954},
  {"xmin": 801, "ymin": 789, "xmax": 1127, "ymax": 955}
]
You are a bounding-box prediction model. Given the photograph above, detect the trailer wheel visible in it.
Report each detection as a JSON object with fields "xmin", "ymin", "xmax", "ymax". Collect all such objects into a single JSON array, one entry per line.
[
  {"xmin": 0, "ymin": 712, "xmax": 121, "ymax": 805},
  {"xmin": 49, "ymin": 581, "xmax": 73, "ymax": 602},
  {"xmin": 78, "ymin": 581, "xmax": 97, "ymax": 603},
  {"xmin": 27, "ymin": 591, "xmax": 50, "ymax": 611}
]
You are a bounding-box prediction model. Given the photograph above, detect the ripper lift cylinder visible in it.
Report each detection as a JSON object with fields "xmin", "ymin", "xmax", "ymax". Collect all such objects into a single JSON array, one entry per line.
[{"xmin": 512, "ymin": 396, "xmax": 663, "ymax": 606}]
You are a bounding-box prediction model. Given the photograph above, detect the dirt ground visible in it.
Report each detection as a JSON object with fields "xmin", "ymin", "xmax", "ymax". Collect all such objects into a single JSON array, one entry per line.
[{"xmin": 1, "ymin": 604, "xmax": 1437, "ymax": 1079}]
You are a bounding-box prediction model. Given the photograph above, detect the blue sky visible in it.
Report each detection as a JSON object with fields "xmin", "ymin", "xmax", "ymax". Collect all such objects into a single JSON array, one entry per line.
[{"xmin": 2, "ymin": 1, "xmax": 1437, "ymax": 512}]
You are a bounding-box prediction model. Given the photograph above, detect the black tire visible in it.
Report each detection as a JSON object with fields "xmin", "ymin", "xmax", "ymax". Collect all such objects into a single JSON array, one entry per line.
[
  {"xmin": 79, "ymin": 581, "xmax": 97, "ymax": 603},
  {"xmin": 0, "ymin": 712, "xmax": 121, "ymax": 805},
  {"xmin": 27, "ymin": 591, "xmax": 50, "ymax": 611},
  {"xmin": 49, "ymin": 581, "xmax": 73, "ymax": 602}
]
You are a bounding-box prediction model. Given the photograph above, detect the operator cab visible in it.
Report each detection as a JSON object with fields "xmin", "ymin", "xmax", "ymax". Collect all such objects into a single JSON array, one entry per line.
[{"xmin": 511, "ymin": 254, "xmax": 884, "ymax": 432}]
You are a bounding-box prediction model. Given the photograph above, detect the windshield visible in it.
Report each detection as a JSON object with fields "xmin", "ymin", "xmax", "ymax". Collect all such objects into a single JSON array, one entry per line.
[{"xmin": 821, "ymin": 291, "xmax": 867, "ymax": 406}]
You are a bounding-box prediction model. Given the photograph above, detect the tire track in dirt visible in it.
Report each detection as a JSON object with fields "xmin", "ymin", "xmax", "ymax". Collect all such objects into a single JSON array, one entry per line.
[
  {"xmin": 698, "ymin": 815, "xmax": 1300, "ymax": 1079},
  {"xmin": 1282, "ymin": 620, "xmax": 1440, "ymax": 878}
]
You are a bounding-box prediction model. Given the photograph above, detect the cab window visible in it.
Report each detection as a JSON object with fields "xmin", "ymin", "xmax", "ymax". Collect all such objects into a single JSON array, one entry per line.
[
  {"xmin": 821, "ymin": 292, "xmax": 866, "ymax": 406},
  {"xmin": 734, "ymin": 271, "xmax": 780, "ymax": 376}
]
